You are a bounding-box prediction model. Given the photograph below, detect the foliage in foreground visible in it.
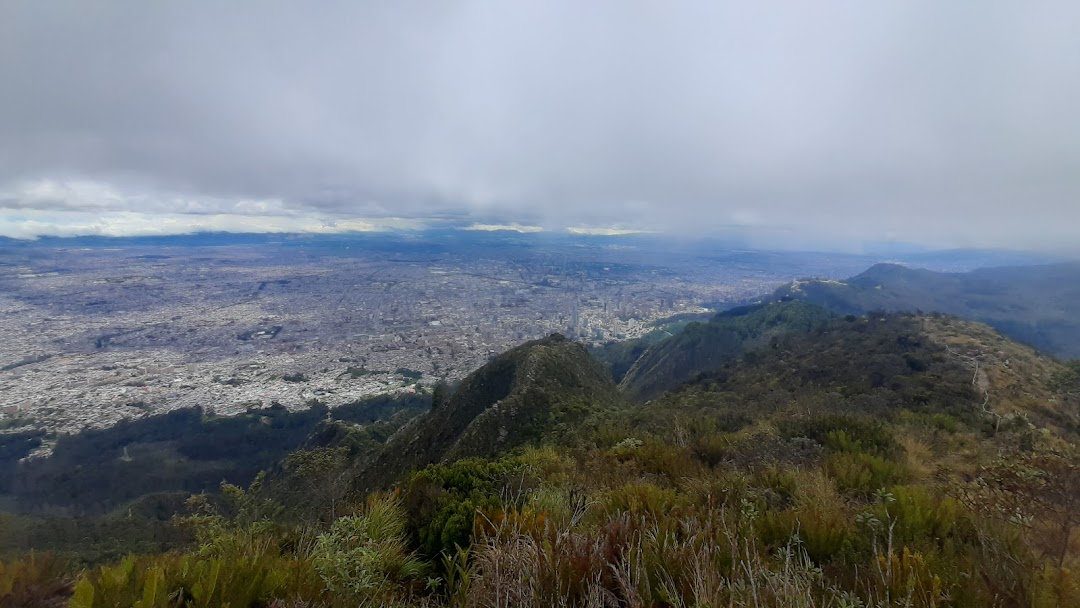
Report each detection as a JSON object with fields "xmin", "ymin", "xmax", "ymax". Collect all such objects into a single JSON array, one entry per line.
[
  {"xmin": 2, "ymin": 309, "xmax": 1079, "ymax": 606},
  {"xmin": 4, "ymin": 415, "xmax": 1077, "ymax": 607}
]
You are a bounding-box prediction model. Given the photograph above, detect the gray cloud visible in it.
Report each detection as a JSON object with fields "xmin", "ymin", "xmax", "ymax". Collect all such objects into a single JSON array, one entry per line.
[{"xmin": 1, "ymin": 1, "xmax": 1079, "ymax": 250}]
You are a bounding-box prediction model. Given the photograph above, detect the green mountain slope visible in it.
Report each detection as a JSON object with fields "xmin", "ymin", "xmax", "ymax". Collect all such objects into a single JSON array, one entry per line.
[
  {"xmin": 630, "ymin": 313, "xmax": 980, "ymax": 432},
  {"xmin": 356, "ymin": 333, "xmax": 623, "ymax": 489},
  {"xmin": 774, "ymin": 261, "xmax": 1080, "ymax": 358},
  {"xmin": 0, "ymin": 395, "xmax": 429, "ymax": 517},
  {"xmin": 618, "ymin": 300, "xmax": 834, "ymax": 401}
]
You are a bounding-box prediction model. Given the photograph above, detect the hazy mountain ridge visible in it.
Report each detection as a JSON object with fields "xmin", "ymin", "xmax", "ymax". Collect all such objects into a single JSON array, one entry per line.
[{"xmin": 774, "ymin": 261, "xmax": 1080, "ymax": 358}]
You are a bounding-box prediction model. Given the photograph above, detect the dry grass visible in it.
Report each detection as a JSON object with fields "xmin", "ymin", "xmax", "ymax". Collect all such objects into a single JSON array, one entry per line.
[
  {"xmin": 897, "ymin": 435, "xmax": 935, "ymax": 480},
  {"xmin": 462, "ymin": 503, "xmax": 880, "ymax": 608}
]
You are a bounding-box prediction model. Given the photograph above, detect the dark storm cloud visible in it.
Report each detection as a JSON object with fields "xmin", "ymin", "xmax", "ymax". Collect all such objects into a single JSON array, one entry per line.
[{"xmin": 1, "ymin": 1, "xmax": 1079, "ymax": 249}]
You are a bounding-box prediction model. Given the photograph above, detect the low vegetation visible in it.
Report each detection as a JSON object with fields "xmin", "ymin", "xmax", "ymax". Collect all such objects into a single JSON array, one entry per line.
[{"xmin": 2, "ymin": 304, "xmax": 1079, "ymax": 606}]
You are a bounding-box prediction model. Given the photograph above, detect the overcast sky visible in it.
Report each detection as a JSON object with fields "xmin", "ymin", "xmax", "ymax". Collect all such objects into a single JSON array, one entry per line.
[{"xmin": 1, "ymin": 1, "xmax": 1079, "ymax": 251}]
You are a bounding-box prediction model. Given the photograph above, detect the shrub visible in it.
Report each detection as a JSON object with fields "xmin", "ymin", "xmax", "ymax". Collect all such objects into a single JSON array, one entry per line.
[
  {"xmin": 70, "ymin": 544, "xmax": 328, "ymax": 608},
  {"xmin": 689, "ymin": 432, "xmax": 737, "ymax": 467},
  {"xmin": 679, "ymin": 470, "xmax": 751, "ymax": 509},
  {"xmin": 311, "ymin": 494, "xmax": 427, "ymax": 601},
  {"xmin": 0, "ymin": 553, "xmax": 73, "ymax": 607},
  {"xmin": 778, "ymin": 414, "xmax": 900, "ymax": 457},
  {"xmin": 409, "ymin": 457, "xmax": 525, "ymax": 497},
  {"xmin": 898, "ymin": 409, "xmax": 961, "ymax": 434},
  {"xmin": 756, "ymin": 471, "xmax": 854, "ymax": 564},
  {"xmin": 881, "ymin": 485, "xmax": 962, "ymax": 546},
  {"xmin": 825, "ymin": 452, "xmax": 908, "ymax": 498},
  {"xmin": 517, "ymin": 445, "xmax": 576, "ymax": 486},
  {"xmin": 1030, "ymin": 562, "xmax": 1080, "ymax": 608},
  {"xmin": 601, "ymin": 483, "xmax": 684, "ymax": 519},
  {"xmin": 403, "ymin": 457, "xmax": 526, "ymax": 556},
  {"xmin": 611, "ymin": 438, "xmax": 700, "ymax": 480},
  {"xmin": 757, "ymin": 507, "xmax": 853, "ymax": 565},
  {"xmin": 746, "ymin": 466, "xmax": 801, "ymax": 512},
  {"xmin": 417, "ymin": 493, "xmax": 503, "ymax": 557}
]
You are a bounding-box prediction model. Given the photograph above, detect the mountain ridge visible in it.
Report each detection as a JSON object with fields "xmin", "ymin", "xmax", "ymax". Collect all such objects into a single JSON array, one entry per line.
[
  {"xmin": 355, "ymin": 333, "xmax": 623, "ymax": 489},
  {"xmin": 774, "ymin": 261, "xmax": 1080, "ymax": 358},
  {"xmin": 618, "ymin": 300, "xmax": 835, "ymax": 401}
]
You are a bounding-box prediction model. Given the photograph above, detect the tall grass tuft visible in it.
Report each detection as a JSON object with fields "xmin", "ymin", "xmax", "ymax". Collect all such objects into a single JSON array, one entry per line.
[{"xmin": 0, "ymin": 553, "xmax": 72, "ymax": 607}]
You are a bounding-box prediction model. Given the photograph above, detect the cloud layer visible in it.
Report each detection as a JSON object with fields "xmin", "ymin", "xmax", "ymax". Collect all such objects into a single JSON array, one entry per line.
[{"xmin": 2, "ymin": 2, "xmax": 1079, "ymax": 250}]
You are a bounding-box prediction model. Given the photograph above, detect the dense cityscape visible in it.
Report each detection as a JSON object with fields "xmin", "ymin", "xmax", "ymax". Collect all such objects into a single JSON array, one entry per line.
[{"xmin": 2, "ymin": 233, "xmax": 847, "ymax": 438}]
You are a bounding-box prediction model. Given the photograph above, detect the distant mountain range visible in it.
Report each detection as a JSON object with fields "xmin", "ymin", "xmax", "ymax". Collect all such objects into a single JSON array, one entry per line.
[{"xmin": 774, "ymin": 262, "xmax": 1080, "ymax": 359}]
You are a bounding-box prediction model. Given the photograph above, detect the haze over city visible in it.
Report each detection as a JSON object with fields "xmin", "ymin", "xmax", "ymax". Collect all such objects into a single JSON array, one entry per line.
[{"xmin": 2, "ymin": 1, "xmax": 1079, "ymax": 252}]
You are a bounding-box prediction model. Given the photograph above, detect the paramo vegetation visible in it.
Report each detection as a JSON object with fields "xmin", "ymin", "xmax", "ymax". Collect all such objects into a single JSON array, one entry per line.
[{"xmin": 2, "ymin": 302, "xmax": 1079, "ymax": 607}]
